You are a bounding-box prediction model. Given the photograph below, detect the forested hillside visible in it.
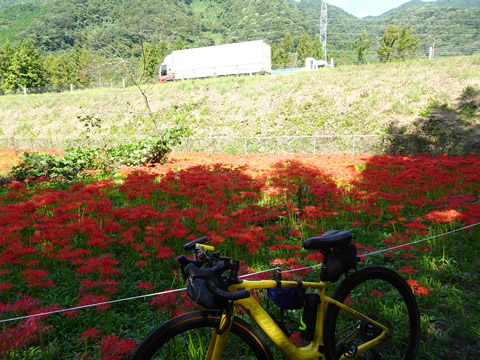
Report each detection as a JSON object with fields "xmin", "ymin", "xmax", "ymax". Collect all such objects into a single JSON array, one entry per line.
[
  {"xmin": 0, "ymin": 0, "xmax": 478, "ymax": 57},
  {"xmin": 0, "ymin": 0, "xmax": 478, "ymax": 91}
]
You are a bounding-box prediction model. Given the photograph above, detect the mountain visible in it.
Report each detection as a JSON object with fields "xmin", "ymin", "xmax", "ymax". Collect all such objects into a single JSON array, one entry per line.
[
  {"xmin": 372, "ymin": 0, "xmax": 480, "ymax": 57},
  {"xmin": 0, "ymin": 0, "xmax": 478, "ymax": 63}
]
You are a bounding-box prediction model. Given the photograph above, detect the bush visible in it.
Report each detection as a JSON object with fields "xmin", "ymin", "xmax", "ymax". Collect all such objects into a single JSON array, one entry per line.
[
  {"xmin": 106, "ymin": 126, "xmax": 185, "ymax": 167},
  {"xmin": 10, "ymin": 126, "xmax": 187, "ymax": 181},
  {"xmin": 11, "ymin": 147, "xmax": 105, "ymax": 181}
]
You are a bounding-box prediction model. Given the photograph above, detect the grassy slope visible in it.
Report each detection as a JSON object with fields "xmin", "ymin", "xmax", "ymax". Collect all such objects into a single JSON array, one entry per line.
[{"xmin": 0, "ymin": 56, "xmax": 479, "ymax": 142}]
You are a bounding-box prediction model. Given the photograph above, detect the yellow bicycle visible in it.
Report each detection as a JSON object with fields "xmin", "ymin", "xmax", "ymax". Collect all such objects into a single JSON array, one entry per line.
[{"xmin": 132, "ymin": 231, "xmax": 420, "ymax": 359}]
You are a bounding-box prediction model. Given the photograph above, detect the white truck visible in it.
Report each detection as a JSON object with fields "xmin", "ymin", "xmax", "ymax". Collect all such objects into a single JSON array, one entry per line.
[{"xmin": 159, "ymin": 40, "xmax": 271, "ymax": 82}]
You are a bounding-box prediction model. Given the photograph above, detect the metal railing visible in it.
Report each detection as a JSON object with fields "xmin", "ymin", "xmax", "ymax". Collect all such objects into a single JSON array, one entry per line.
[{"xmin": 1, "ymin": 132, "xmax": 479, "ymax": 156}]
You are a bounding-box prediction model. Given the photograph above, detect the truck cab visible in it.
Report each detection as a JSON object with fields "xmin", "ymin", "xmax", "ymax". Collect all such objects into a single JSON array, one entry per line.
[{"xmin": 159, "ymin": 55, "xmax": 175, "ymax": 82}]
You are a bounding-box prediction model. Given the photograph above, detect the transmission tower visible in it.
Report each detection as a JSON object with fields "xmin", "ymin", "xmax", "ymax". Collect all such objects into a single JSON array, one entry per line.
[{"xmin": 319, "ymin": 0, "xmax": 328, "ymax": 61}]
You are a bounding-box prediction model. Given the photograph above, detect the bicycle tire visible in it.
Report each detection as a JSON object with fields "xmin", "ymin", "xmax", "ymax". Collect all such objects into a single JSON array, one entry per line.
[
  {"xmin": 323, "ymin": 266, "xmax": 420, "ymax": 360},
  {"xmin": 131, "ymin": 310, "xmax": 274, "ymax": 360}
]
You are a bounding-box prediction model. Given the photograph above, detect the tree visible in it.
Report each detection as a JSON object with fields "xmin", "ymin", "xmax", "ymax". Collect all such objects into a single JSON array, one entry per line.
[
  {"xmin": 296, "ymin": 33, "xmax": 313, "ymax": 66},
  {"xmin": 173, "ymin": 39, "xmax": 186, "ymax": 51},
  {"xmin": 396, "ymin": 25, "xmax": 420, "ymax": 60},
  {"xmin": 271, "ymin": 43, "xmax": 282, "ymax": 70},
  {"xmin": 44, "ymin": 53, "xmax": 73, "ymax": 86},
  {"xmin": 3, "ymin": 39, "xmax": 47, "ymax": 90},
  {"xmin": 0, "ymin": 42, "xmax": 14, "ymax": 90},
  {"xmin": 378, "ymin": 25, "xmax": 399, "ymax": 62},
  {"xmin": 312, "ymin": 35, "xmax": 323, "ymax": 60},
  {"xmin": 277, "ymin": 33, "xmax": 293, "ymax": 68},
  {"xmin": 353, "ymin": 31, "xmax": 373, "ymax": 63},
  {"xmin": 72, "ymin": 43, "xmax": 92, "ymax": 85},
  {"xmin": 378, "ymin": 25, "xmax": 419, "ymax": 62},
  {"xmin": 140, "ymin": 41, "xmax": 170, "ymax": 79}
]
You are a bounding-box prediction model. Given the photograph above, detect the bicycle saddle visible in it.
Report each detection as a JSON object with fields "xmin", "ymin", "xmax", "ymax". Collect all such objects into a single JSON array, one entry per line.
[{"xmin": 303, "ymin": 230, "xmax": 352, "ymax": 252}]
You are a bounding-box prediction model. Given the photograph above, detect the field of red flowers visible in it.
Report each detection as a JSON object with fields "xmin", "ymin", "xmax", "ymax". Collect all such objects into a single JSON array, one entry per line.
[{"xmin": 1, "ymin": 151, "xmax": 479, "ymax": 359}]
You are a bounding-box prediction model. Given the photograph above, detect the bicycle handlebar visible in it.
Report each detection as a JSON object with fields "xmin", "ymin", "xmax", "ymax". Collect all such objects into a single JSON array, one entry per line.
[{"xmin": 184, "ymin": 262, "xmax": 250, "ymax": 301}]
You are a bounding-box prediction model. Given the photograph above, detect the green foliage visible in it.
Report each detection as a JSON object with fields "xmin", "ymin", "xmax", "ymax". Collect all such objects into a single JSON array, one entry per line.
[
  {"xmin": 296, "ymin": 32, "xmax": 313, "ymax": 65},
  {"xmin": 11, "ymin": 147, "xmax": 105, "ymax": 181},
  {"xmin": 0, "ymin": 0, "xmax": 478, "ymax": 87},
  {"xmin": 71, "ymin": 43, "xmax": 92, "ymax": 86},
  {"xmin": 140, "ymin": 41, "xmax": 170, "ymax": 79},
  {"xmin": 106, "ymin": 126, "xmax": 186, "ymax": 166},
  {"xmin": 11, "ymin": 125, "xmax": 187, "ymax": 180},
  {"xmin": 353, "ymin": 31, "xmax": 373, "ymax": 64},
  {"xmin": 78, "ymin": 115, "xmax": 102, "ymax": 138},
  {"xmin": 462, "ymin": 85, "xmax": 480, "ymax": 97},
  {"xmin": 173, "ymin": 39, "xmax": 187, "ymax": 51},
  {"xmin": 311, "ymin": 34, "xmax": 323, "ymax": 60},
  {"xmin": 2, "ymin": 39, "xmax": 47, "ymax": 89},
  {"xmin": 378, "ymin": 25, "xmax": 419, "ymax": 62},
  {"xmin": 0, "ymin": 42, "xmax": 13, "ymax": 89},
  {"xmin": 273, "ymin": 33, "xmax": 294, "ymax": 68},
  {"xmin": 44, "ymin": 53, "xmax": 73, "ymax": 86}
]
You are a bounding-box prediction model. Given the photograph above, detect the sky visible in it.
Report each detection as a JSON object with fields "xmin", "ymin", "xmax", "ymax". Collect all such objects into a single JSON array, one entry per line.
[{"xmin": 325, "ymin": 0, "xmax": 422, "ymax": 18}]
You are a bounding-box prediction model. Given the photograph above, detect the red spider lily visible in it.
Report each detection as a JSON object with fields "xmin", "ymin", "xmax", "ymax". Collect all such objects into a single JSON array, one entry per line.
[
  {"xmin": 82, "ymin": 328, "xmax": 100, "ymax": 342},
  {"xmin": 0, "ymin": 317, "xmax": 51, "ymax": 354},
  {"xmin": 22, "ymin": 268, "xmax": 49, "ymax": 281},
  {"xmin": 406, "ymin": 280, "xmax": 429, "ymax": 297},
  {"xmin": 269, "ymin": 244, "xmax": 302, "ymax": 252},
  {"xmin": 155, "ymin": 246, "xmax": 174, "ymax": 259},
  {"xmin": 352, "ymin": 220, "xmax": 362, "ymax": 227},
  {"xmin": 77, "ymin": 293, "xmax": 110, "ymax": 311},
  {"xmin": 399, "ymin": 266, "xmax": 417, "ymax": 275},
  {"xmin": 80, "ymin": 279, "xmax": 119, "ymax": 294},
  {"xmin": 305, "ymin": 252, "xmax": 324, "ymax": 263},
  {"xmin": 76, "ymin": 254, "xmax": 121, "ymax": 278},
  {"xmin": 0, "ymin": 294, "xmax": 41, "ymax": 316},
  {"xmin": 370, "ymin": 289, "xmax": 383, "ymax": 299},
  {"xmin": 137, "ymin": 282, "xmax": 154, "ymax": 291},
  {"xmin": 424, "ymin": 209, "xmax": 462, "ymax": 224},
  {"xmin": 1, "ymin": 150, "xmax": 479, "ymax": 357},
  {"xmin": 100, "ymin": 335, "xmax": 136, "ymax": 358},
  {"xmin": 383, "ymin": 237, "xmax": 396, "ymax": 244},
  {"xmin": 287, "ymin": 229, "xmax": 302, "ymax": 238},
  {"xmin": 343, "ymin": 295, "xmax": 354, "ymax": 306},
  {"xmin": 0, "ymin": 282, "xmax": 12, "ymax": 291},
  {"xmin": 150, "ymin": 289, "xmax": 177, "ymax": 312}
]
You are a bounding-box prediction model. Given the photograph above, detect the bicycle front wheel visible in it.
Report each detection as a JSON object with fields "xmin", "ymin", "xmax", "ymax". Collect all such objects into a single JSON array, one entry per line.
[
  {"xmin": 323, "ymin": 266, "xmax": 420, "ymax": 360},
  {"xmin": 132, "ymin": 310, "xmax": 273, "ymax": 360}
]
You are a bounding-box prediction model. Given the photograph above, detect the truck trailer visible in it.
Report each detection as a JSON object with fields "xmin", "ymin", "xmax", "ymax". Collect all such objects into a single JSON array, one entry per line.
[{"xmin": 159, "ymin": 40, "xmax": 271, "ymax": 82}]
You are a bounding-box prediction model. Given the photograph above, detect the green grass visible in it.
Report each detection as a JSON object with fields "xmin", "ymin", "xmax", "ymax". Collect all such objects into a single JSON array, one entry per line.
[{"xmin": 0, "ymin": 56, "xmax": 478, "ymax": 148}]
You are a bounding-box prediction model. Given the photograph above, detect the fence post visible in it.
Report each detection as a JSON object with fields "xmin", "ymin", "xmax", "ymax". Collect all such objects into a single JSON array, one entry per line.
[
  {"xmin": 122, "ymin": 78, "xmax": 125, "ymax": 88},
  {"xmin": 352, "ymin": 135, "xmax": 356, "ymax": 157},
  {"xmin": 313, "ymin": 136, "xmax": 316, "ymax": 154},
  {"xmin": 70, "ymin": 84, "xmax": 73, "ymax": 93},
  {"xmin": 244, "ymin": 137, "xmax": 247, "ymax": 154},
  {"xmin": 23, "ymin": 88, "xmax": 27, "ymax": 96}
]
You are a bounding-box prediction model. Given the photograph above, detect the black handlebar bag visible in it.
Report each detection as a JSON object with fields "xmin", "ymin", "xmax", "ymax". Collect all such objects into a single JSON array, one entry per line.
[{"xmin": 187, "ymin": 277, "xmax": 229, "ymax": 309}]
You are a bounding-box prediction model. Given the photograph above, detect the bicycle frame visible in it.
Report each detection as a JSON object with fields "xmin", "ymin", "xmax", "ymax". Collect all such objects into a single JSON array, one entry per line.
[{"xmin": 206, "ymin": 278, "xmax": 390, "ymax": 360}]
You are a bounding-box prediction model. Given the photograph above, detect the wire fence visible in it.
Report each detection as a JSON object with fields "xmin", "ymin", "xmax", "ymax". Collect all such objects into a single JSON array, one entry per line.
[
  {"xmin": 176, "ymin": 133, "xmax": 480, "ymax": 156},
  {"xmin": 1, "ymin": 132, "xmax": 479, "ymax": 156}
]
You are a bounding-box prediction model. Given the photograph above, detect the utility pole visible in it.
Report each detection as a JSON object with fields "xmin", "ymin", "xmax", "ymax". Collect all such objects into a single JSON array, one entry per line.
[{"xmin": 320, "ymin": 0, "xmax": 328, "ymax": 62}]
